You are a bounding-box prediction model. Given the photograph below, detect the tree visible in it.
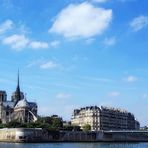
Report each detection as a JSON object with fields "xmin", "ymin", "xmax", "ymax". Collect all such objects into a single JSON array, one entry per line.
[
  {"xmin": 63, "ymin": 125, "xmax": 81, "ymax": 131},
  {"xmin": 52, "ymin": 118, "xmax": 63, "ymax": 128},
  {"xmin": 6, "ymin": 120, "xmax": 22, "ymax": 128},
  {"xmin": 82, "ymin": 124, "xmax": 91, "ymax": 132},
  {"xmin": 0, "ymin": 115, "xmax": 63, "ymax": 131}
]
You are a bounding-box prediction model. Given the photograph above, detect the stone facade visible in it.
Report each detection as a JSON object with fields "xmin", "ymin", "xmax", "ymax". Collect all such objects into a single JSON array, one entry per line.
[
  {"xmin": 71, "ymin": 106, "xmax": 140, "ymax": 131},
  {"xmin": 0, "ymin": 73, "xmax": 37, "ymax": 124}
]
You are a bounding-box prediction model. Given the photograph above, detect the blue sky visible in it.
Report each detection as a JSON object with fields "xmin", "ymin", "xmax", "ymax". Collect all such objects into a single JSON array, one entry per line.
[{"xmin": 0, "ymin": 0, "xmax": 148, "ymax": 126}]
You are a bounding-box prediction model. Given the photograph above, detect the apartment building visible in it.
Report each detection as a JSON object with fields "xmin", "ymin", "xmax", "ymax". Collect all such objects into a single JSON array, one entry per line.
[{"xmin": 71, "ymin": 106, "xmax": 140, "ymax": 131}]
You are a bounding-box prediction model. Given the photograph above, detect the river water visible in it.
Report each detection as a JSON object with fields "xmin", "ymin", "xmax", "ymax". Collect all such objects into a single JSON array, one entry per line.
[{"xmin": 0, "ymin": 143, "xmax": 148, "ymax": 148}]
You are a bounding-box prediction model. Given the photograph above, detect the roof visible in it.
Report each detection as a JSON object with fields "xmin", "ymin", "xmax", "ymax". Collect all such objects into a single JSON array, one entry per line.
[
  {"xmin": 28, "ymin": 102, "xmax": 37, "ymax": 108},
  {"xmin": 0, "ymin": 90, "xmax": 6, "ymax": 94},
  {"xmin": 15, "ymin": 99, "xmax": 29, "ymax": 108},
  {"xmin": 3, "ymin": 101, "xmax": 14, "ymax": 108}
]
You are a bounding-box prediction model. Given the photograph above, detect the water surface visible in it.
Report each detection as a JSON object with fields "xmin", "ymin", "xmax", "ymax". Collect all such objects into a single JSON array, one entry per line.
[{"xmin": 0, "ymin": 143, "xmax": 148, "ymax": 148}]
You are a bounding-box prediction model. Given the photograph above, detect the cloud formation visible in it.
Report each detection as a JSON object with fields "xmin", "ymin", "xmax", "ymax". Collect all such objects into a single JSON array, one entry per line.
[
  {"xmin": 130, "ymin": 15, "xmax": 148, "ymax": 31},
  {"xmin": 40, "ymin": 61, "xmax": 58, "ymax": 69},
  {"xmin": 2, "ymin": 34, "xmax": 29, "ymax": 50},
  {"xmin": 49, "ymin": 2, "xmax": 112, "ymax": 38},
  {"xmin": 2, "ymin": 34, "xmax": 49, "ymax": 50},
  {"xmin": 0, "ymin": 19, "xmax": 49, "ymax": 50},
  {"xmin": 29, "ymin": 41, "xmax": 49, "ymax": 49},
  {"xmin": 124, "ymin": 76, "xmax": 138, "ymax": 82},
  {"xmin": 0, "ymin": 20, "xmax": 13, "ymax": 34}
]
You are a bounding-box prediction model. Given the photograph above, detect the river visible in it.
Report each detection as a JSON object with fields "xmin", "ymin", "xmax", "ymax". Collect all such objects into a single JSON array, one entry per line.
[{"xmin": 0, "ymin": 143, "xmax": 148, "ymax": 148}]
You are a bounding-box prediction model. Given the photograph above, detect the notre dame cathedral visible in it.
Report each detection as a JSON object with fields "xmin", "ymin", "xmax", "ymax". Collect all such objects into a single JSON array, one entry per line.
[{"xmin": 0, "ymin": 73, "xmax": 38, "ymax": 123}]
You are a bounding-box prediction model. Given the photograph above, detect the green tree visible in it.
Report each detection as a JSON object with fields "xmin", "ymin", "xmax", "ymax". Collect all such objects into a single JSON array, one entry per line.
[
  {"xmin": 6, "ymin": 120, "xmax": 22, "ymax": 128},
  {"xmin": 63, "ymin": 125, "xmax": 81, "ymax": 131},
  {"xmin": 52, "ymin": 118, "xmax": 63, "ymax": 128},
  {"xmin": 82, "ymin": 124, "xmax": 91, "ymax": 132}
]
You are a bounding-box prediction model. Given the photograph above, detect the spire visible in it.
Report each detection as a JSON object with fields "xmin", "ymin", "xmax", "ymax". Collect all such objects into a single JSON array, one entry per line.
[
  {"xmin": 11, "ymin": 70, "xmax": 24, "ymax": 103},
  {"xmin": 15, "ymin": 69, "xmax": 21, "ymax": 101},
  {"xmin": 17, "ymin": 69, "xmax": 20, "ymax": 91}
]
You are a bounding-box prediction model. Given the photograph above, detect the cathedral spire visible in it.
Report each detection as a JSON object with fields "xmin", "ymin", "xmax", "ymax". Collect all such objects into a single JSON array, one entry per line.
[
  {"xmin": 17, "ymin": 69, "xmax": 20, "ymax": 92},
  {"xmin": 14, "ymin": 70, "xmax": 21, "ymax": 102},
  {"xmin": 11, "ymin": 70, "xmax": 24, "ymax": 103}
]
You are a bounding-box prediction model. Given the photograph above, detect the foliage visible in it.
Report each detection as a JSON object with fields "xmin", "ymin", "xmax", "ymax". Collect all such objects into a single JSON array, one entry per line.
[
  {"xmin": 63, "ymin": 125, "xmax": 81, "ymax": 131},
  {"xmin": 0, "ymin": 115, "xmax": 63, "ymax": 131},
  {"xmin": 6, "ymin": 120, "xmax": 24, "ymax": 128},
  {"xmin": 82, "ymin": 124, "xmax": 91, "ymax": 132},
  {"xmin": 52, "ymin": 118, "xmax": 63, "ymax": 128}
]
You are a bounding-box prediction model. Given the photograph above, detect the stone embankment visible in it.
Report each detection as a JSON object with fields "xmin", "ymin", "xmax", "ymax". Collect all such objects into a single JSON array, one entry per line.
[{"xmin": 0, "ymin": 128, "xmax": 148, "ymax": 143}]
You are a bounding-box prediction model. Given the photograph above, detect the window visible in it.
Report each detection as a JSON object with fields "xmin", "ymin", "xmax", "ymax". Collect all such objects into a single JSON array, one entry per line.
[{"xmin": 6, "ymin": 111, "xmax": 9, "ymax": 116}]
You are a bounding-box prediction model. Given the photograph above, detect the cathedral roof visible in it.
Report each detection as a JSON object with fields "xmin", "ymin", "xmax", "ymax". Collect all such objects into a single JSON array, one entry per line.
[
  {"xmin": 3, "ymin": 101, "xmax": 14, "ymax": 108},
  {"xmin": 28, "ymin": 102, "xmax": 37, "ymax": 108},
  {"xmin": 15, "ymin": 99, "xmax": 29, "ymax": 108}
]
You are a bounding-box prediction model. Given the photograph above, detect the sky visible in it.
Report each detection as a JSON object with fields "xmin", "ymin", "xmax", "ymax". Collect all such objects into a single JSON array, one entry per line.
[{"xmin": 0, "ymin": 0, "xmax": 148, "ymax": 126}]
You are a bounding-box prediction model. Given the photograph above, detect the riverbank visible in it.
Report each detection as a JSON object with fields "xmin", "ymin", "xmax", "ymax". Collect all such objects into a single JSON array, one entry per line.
[{"xmin": 0, "ymin": 128, "xmax": 148, "ymax": 143}]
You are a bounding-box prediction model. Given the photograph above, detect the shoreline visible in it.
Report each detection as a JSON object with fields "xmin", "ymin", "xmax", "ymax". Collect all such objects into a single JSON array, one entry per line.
[{"xmin": 0, "ymin": 128, "xmax": 148, "ymax": 143}]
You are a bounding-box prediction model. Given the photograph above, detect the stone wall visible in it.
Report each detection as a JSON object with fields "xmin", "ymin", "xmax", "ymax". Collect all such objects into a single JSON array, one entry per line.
[
  {"xmin": 0, "ymin": 128, "xmax": 147, "ymax": 142},
  {"xmin": 0, "ymin": 128, "xmax": 44, "ymax": 142}
]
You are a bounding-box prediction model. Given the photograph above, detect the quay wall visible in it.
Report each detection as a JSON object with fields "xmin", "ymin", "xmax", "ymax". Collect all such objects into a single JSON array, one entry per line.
[
  {"xmin": 0, "ymin": 128, "xmax": 148, "ymax": 142},
  {"xmin": 58, "ymin": 131, "xmax": 148, "ymax": 142},
  {"xmin": 0, "ymin": 128, "xmax": 48, "ymax": 142}
]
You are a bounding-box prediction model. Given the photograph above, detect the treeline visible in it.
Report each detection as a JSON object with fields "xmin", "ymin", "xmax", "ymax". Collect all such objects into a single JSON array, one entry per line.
[{"xmin": 0, "ymin": 115, "xmax": 85, "ymax": 131}]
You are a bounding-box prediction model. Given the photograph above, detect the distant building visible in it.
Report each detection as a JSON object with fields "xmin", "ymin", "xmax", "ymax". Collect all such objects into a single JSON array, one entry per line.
[
  {"xmin": 0, "ymin": 91, "xmax": 7, "ymax": 102},
  {"xmin": 0, "ymin": 72, "xmax": 38, "ymax": 124},
  {"xmin": 71, "ymin": 106, "xmax": 140, "ymax": 131},
  {"xmin": 63, "ymin": 121, "xmax": 71, "ymax": 127}
]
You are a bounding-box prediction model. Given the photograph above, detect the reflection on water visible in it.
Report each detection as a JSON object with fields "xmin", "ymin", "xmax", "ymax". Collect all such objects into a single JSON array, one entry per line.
[{"xmin": 0, "ymin": 143, "xmax": 148, "ymax": 148}]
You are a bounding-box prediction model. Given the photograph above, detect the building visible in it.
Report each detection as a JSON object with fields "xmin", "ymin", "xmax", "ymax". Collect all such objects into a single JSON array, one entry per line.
[
  {"xmin": 0, "ymin": 72, "xmax": 38, "ymax": 124},
  {"xmin": 71, "ymin": 106, "xmax": 140, "ymax": 131}
]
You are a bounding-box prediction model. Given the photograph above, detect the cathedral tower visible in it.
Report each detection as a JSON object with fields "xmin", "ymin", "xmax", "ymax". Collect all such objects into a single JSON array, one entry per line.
[{"xmin": 11, "ymin": 71, "xmax": 24, "ymax": 103}]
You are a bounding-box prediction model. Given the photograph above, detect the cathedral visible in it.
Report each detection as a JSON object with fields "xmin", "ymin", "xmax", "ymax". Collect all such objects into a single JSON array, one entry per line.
[{"xmin": 0, "ymin": 73, "xmax": 38, "ymax": 124}]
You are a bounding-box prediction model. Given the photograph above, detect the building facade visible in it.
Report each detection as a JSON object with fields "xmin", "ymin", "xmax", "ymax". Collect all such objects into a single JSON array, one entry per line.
[
  {"xmin": 71, "ymin": 106, "xmax": 140, "ymax": 131},
  {"xmin": 0, "ymin": 73, "xmax": 38, "ymax": 124}
]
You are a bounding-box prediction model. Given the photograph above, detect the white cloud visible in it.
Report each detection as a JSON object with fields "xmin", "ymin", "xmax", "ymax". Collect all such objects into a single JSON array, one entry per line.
[
  {"xmin": 108, "ymin": 91, "xmax": 120, "ymax": 97},
  {"xmin": 27, "ymin": 59, "xmax": 59, "ymax": 70},
  {"xmin": 29, "ymin": 40, "xmax": 61, "ymax": 50},
  {"xmin": 18, "ymin": 24, "xmax": 30, "ymax": 34},
  {"xmin": 124, "ymin": 76, "xmax": 138, "ymax": 82},
  {"xmin": 29, "ymin": 41, "xmax": 49, "ymax": 49},
  {"xmin": 130, "ymin": 15, "xmax": 148, "ymax": 32},
  {"xmin": 2, "ymin": 34, "xmax": 29, "ymax": 50},
  {"xmin": 0, "ymin": 19, "xmax": 13, "ymax": 34},
  {"xmin": 50, "ymin": 40, "xmax": 60, "ymax": 47},
  {"xmin": 56, "ymin": 93, "xmax": 72, "ymax": 99},
  {"xmin": 40, "ymin": 61, "xmax": 58, "ymax": 69},
  {"xmin": 0, "ymin": 20, "xmax": 49, "ymax": 50},
  {"xmin": 103, "ymin": 36, "xmax": 116, "ymax": 46},
  {"xmin": 2, "ymin": 34, "xmax": 49, "ymax": 50},
  {"xmin": 49, "ymin": 2, "xmax": 112, "ymax": 38}
]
